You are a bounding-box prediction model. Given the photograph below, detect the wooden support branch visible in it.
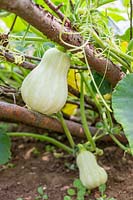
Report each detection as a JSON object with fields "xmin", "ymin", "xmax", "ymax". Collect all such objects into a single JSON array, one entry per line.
[
  {"xmin": 0, "ymin": 101, "xmax": 127, "ymax": 143},
  {"xmin": 0, "ymin": 49, "xmax": 35, "ymax": 70},
  {"xmin": 43, "ymin": 0, "xmax": 69, "ymax": 24},
  {"xmin": 0, "ymin": 101, "xmax": 86, "ymax": 137},
  {"xmin": 0, "ymin": 0, "xmax": 125, "ymax": 87}
]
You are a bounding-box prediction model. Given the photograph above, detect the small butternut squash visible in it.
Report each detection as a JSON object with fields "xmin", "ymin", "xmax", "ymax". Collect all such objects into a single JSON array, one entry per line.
[
  {"xmin": 76, "ymin": 150, "xmax": 108, "ymax": 190},
  {"xmin": 21, "ymin": 48, "xmax": 70, "ymax": 115}
]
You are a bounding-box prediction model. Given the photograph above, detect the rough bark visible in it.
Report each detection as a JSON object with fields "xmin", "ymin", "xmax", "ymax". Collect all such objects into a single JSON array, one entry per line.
[
  {"xmin": 0, "ymin": 0, "xmax": 125, "ymax": 86},
  {"xmin": 0, "ymin": 101, "xmax": 127, "ymax": 143},
  {"xmin": 0, "ymin": 101, "xmax": 88, "ymax": 137}
]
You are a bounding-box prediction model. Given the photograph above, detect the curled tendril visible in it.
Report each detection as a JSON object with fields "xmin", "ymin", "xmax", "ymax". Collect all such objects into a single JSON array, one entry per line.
[
  {"xmin": 13, "ymin": 53, "xmax": 25, "ymax": 65},
  {"xmin": 59, "ymin": 26, "xmax": 90, "ymax": 52}
]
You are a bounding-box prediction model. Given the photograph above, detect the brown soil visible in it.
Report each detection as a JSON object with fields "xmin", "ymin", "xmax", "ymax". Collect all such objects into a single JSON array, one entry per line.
[{"xmin": 0, "ymin": 134, "xmax": 133, "ymax": 200}]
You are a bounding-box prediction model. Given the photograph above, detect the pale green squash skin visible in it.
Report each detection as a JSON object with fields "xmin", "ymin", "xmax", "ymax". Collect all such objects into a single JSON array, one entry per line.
[
  {"xmin": 76, "ymin": 150, "xmax": 108, "ymax": 189},
  {"xmin": 21, "ymin": 48, "xmax": 70, "ymax": 115}
]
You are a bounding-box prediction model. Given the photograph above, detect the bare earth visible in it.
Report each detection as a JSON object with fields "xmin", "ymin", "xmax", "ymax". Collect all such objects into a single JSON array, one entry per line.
[{"xmin": 0, "ymin": 135, "xmax": 133, "ymax": 200}]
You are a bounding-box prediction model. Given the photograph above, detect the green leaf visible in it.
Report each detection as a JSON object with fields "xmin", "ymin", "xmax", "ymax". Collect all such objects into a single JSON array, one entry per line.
[
  {"xmin": 107, "ymin": 12, "xmax": 126, "ymax": 22},
  {"xmin": 77, "ymin": 190, "xmax": 85, "ymax": 200},
  {"xmin": 2, "ymin": 15, "xmax": 27, "ymax": 32},
  {"xmin": 64, "ymin": 196, "xmax": 72, "ymax": 200},
  {"xmin": 122, "ymin": 0, "xmax": 130, "ymax": 7},
  {"xmin": 42, "ymin": 194, "xmax": 48, "ymax": 199},
  {"xmin": 112, "ymin": 74, "xmax": 133, "ymax": 154},
  {"xmin": 0, "ymin": 131, "xmax": 11, "ymax": 164},
  {"xmin": 37, "ymin": 186, "xmax": 44, "ymax": 195},
  {"xmin": 119, "ymin": 28, "xmax": 133, "ymax": 42},
  {"xmin": 127, "ymin": 39, "xmax": 133, "ymax": 52},
  {"xmin": 77, "ymin": 189, "xmax": 86, "ymax": 197},
  {"xmin": 91, "ymin": 72, "xmax": 112, "ymax": 95},
  {"xmin": 99, "ymin": 184, "xmax": 106, "ymax": 196},
  {"xmin": 76, "ymin": 197, "xmax": 84, "ymax": 200},
  {"xmin": 73, "ymin": 179, "xmax": 84, "ymax": 189},
  {"xmin": 67, "ymin": 188, "xmax": 76, "ymax": 196},
  {"xmin": 35, "ymin": 196, "xmax": 41, "ymax": 200},
  {"xmin": 0, "ymin": 123, "xmax": 9, "ymax": 133}
]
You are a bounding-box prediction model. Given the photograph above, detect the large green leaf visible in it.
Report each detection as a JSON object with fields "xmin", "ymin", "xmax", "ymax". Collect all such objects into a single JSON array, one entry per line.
[
  {"xmin": 91, "ymin": 72, "xmax": 112, "ymax": 95},
  {"xmin": 0, "ymin": 124, "xmax": 11, "ymax": 164},
  {"xmin": 112, "ymin": 74, "xmax": 133, "ymax": 154},
  {"xmin": 119, "ymin": 28, "xmax": 133, "ymax": 42},
  {"xmin": 2, "ymin": 14, "xmax": 27, "ymax": 32},
  {"xmin": 122, "ymin": 0, "xmax": 130, "ymax": 7}
]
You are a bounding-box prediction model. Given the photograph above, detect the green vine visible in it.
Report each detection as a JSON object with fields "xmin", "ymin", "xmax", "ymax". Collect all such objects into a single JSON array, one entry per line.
[
  {"xmin": 7, "ymin": 132, "xmax": 73, "ymax": 154},
  {"xmin": 57, "ymin": 112, "xmax": 75, "ymax": 148},
  {"xmin": 80, "ymin": 72, "xmax": 96, "ymax": 151}
]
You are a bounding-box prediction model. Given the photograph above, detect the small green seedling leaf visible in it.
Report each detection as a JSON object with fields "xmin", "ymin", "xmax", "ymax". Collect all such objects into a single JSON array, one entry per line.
[
  {"xmin": 67, "ymin": 188, "xmax": 76, "ymax": 196},
  {"xmin": 99, "ymin": 184, "xmax": 106, "ymax": 196},
  {"xmin": 35, "ymin": 196, "xmax": 41, "ymax": 200},
  {"xmin": 64, "ymin": 195, "xmax": 72, "ymax": 200},
  {"xmin": 65, "ymin": 162, "xmax": 76, "ymax": 170},
  {"xmin": 73, "ymin": 179, "xmax": 84, "ymax": 189},
  {"xmin": 42, "ymin": 194, "xmax": 48, "ymax": 199},
  {"xmin": 76, "ymin": 195, "xmax": 84, "ymax": 200},
  {"xmin": 45, "ymin": 145, "xmax": 55, "ymax": 152},
  {"xmin": 77, "ymin": 189, "xmax": 86, "ymax": 199},
  {"xmin": 37, "ymin": 186, "xmax": 44, "ymax": 195}
]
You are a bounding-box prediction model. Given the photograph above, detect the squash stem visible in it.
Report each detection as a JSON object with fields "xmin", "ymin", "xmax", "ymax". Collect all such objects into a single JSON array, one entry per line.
[
  {"xmin": 57, "ymin": 112, "xmax": 75, "ymax": 148},
  {"xmin": 109, "ymin": 134, "xmax": 130, "ymax": 154},
  {"xmin": 81, "ymin": 72, "xmax": 102, "ymax": 113},
  {"xmin": 106, "ymin": 109, "xmax": 113, "ymax": 129},
  {"xmin": 80, "ymin": 73, "xmax": 96, "ymax": 151},
  {"xmin": 7, "ymin": 132, "xmax": 73, "ymax": 154},
  {"xmin": 105, "ymin": 111, "xmax": 131, "ymax": 153}
]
